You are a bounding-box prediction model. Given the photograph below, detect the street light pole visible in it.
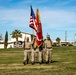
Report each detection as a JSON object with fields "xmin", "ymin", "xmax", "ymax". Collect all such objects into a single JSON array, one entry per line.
[{"xmin": 65, "ymin": 31, "xmax": 67, "ymax": 43}]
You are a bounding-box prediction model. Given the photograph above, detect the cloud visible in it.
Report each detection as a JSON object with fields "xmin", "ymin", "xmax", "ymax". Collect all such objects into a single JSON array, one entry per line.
[
  {"xmin": 11, "ymin": 0, "xmax": 49, "ymax": 5},
  {"xmin": 0, "ymin": 0, "xmax": 76, "ymax": 41},
  {"xmin": 0, "ymin": 9, "xmax": 30, "ymax": 27},
  {"xmin": 54, "ymin": 0, "xmax": 76, "ymax": 6},
  {"xmin": 0, "ymin": 7, "xmax": 76, "ymax": 30},
  {"xmin": 40, "ymin": 9, "xmax": 76, "ymax": 30},
  {"xmin": 59, "ymin": 0, "xmax": 73, "ymax": 5},
  {"xmin": 0, "ymin": 6, "xmax": 76, "ymax": 37}
]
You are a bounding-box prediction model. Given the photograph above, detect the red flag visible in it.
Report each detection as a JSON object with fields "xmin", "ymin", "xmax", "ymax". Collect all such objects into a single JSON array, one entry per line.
[{"xmin": 36, "ymin": 9, "xmax": 43, "ymax": 47}]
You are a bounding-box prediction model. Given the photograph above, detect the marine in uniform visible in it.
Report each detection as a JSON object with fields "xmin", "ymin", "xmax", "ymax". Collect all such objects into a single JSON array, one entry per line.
[
  {"xmin": 31, "ymin": 37, "xmax": 38, "ymax": 64},
  {"xmin": 38, "ymin": 46, "xmax": 42, "ymax": 64},
  {"xmin": 38, "ymin": 39, "xmax": 44, "ymax": 64},
  {"xmin": 23, "ymin": 37, "xmax": 31, "ymax": 65},
  {"xmin": 44, "ymin": 35, "xmax": 52, "ymax": 63}
]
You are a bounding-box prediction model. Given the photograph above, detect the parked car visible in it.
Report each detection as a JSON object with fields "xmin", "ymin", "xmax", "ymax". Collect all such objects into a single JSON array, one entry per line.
[
  {"xmin": 69, "ymin": 44, "xmax": 73, "ymax": 46},
  {"xmin": 61, "ymin": 44, "xmax": 66, "ymax": 46},
  {"xmin": 56, "ymin": 44, "xmax": 60, "ymax": 46}
]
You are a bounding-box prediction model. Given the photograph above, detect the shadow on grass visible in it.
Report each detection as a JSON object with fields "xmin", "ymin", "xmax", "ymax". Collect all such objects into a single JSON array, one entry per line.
[
  {"xmin": 50, "ymin": 60, "xmax": 58, "ymax": 63},
  {"xmin": 25, "ymin": 60, "xmax": 58, "ymax": 65}
]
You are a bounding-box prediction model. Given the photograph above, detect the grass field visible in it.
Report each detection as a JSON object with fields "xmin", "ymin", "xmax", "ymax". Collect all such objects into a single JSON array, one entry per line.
[{"xmin": 0, "ymin": 46, "xmax": 76, "ymax": 75}]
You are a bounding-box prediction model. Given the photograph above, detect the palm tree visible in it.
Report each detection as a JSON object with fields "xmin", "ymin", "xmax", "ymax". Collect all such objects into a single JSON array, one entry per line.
[
  {"xmin": 56, "ymin": 37, "xmax": 61, "ymax": 45},
  {"xmin": 11, "ymin": 29, "xmax": 22, "ymax": 47}
]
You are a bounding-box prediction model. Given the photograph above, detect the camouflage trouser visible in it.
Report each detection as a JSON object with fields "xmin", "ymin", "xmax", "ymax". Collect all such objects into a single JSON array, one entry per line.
[
  {"xmin": 38, "ymin": 50, "xmax": 43, "ymax": 63},
  {"xmin": 24, "ymin": 50, "xmax": 31, "ymax": 62},
  {"xmin": 46, "ymin": 48, "xmax": 52, "ymax": 62},
  {"xmin": 31, "ymin": 49, "xmax": 38, "ymax": 62},
  {"xmin": 31, "ymin": 49, "xmax": 43, "ymax": 63},
  {"xmin": 42, "ymin": 49, "xmax": 46, "ymax": 62}
]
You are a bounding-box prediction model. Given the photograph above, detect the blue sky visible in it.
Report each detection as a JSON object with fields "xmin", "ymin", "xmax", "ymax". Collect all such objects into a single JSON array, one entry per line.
[{"xmin": 0, "ymin": 0, "xmax": 76, "ymax": 42}]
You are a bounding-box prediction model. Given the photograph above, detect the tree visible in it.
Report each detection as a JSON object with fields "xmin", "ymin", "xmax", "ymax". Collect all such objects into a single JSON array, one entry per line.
[
  {"xmin": 56, "ymin": 37, "xmax": 61, "ymax": 44},
  {"xmin": 0, "ymin": 34, "xmax": 2, "ymax": 41},
  {"xmin": 4, "ymin": 31, "xmax": 8, "ymax": 49},
  {"xmin": 11, "ymin": 29, "xmax": 22, "ymax": 47}
]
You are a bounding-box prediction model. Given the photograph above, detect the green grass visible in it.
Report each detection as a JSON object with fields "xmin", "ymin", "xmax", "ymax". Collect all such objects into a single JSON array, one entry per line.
[{"xmin": 0, "ymin": 47, "xmax": 76, "ymax": 75}]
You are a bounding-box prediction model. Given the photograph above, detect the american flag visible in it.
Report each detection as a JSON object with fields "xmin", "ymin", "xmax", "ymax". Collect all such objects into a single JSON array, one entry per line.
[{"xmin": 29, "ymin": 6, "xmax": 37, "ymax": 32}]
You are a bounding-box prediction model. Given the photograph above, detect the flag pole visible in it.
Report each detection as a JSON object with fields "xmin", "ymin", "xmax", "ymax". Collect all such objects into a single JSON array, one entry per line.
[{"xmin": 32, "ymin": 29, "xmax": 34, "ymax": 40}]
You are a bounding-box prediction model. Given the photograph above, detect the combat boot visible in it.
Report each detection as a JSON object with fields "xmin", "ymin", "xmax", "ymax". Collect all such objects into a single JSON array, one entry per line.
[
  {"xmin": 39, "ymin": 61, "xmax": 42, "ymax": 64},
  {"xmin": 31, "ymin": 61, "xmax": 34, "ymax": 65},
  {"xmin": 23, "ymin": 60, "xmax": 27, "ymax": 65},
  {"xmin": 46, "ymin": 60, "xmax": 49, "ymax": 64}
]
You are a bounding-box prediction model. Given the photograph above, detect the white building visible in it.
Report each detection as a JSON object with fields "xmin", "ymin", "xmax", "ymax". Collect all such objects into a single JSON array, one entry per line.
[{"xmin": 0, "ymin": 32, "xmax": 34, "ymax": 49}]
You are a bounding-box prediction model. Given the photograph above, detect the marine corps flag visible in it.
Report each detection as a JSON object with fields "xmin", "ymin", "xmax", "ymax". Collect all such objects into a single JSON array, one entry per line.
[{"xmin": 36, "ymin": 9, "xmax": 43, "ymax": 47}]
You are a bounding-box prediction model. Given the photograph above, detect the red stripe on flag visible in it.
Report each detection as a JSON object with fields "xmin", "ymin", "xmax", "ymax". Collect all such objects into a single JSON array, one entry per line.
[{"xmin": 36, "ymin": 9, "xmax": 43, "ymax": 47}]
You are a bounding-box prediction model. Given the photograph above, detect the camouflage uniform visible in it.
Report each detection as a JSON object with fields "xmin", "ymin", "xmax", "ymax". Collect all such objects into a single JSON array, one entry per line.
[
  {"xmin": 45, "ymin": 35, "xmax": 52, "ymax": 63},
  {"xmin": 31, "ymin": 38, "xmax": 38, "ymax": 64},
  {"xmin": 32, "ymin": 38, "xmax": 43, "ymax": 64},
  {"xmin": 38, "ymin": 46, "xmax": 43, "ymax": 64},
  {"xmin": 23, "ymin": 37, "xmax": 31, "ymax": 65},
  {"xmin": 38, "ymin": 41, "xmax": 44, "ymax": 64},
  {"xmin": 41, "ymin": 40, "xmax": 46, "ymax": 63}
]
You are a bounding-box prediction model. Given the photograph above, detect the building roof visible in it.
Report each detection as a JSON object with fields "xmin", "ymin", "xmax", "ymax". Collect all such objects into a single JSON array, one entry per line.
[{"xmin": 21, "ymin": 32, "xmax": 35, "ymax": 36}]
